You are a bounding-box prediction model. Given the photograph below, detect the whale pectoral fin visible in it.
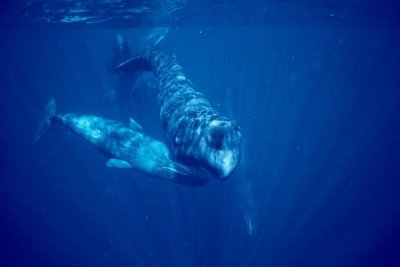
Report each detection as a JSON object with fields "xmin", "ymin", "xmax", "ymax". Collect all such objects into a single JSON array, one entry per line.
[
  {"xmin": 243, "ymin": 214, "xmax": 254, "ymax": 235},
  {"xmin": 157, "ymin": 167, "xmax": 189, "ymax": 177},
  {"xmin": 155, "ymin": 167, "xmax": 188, "ymax": 181},
  {"xmin": 129, "ymin": 118, "xmax": 143, "ymax": 132},
  {"xmin": 156, "ymin": 165, "xmax": 209, "ymax": 186},
  {"xmin": 107, "ymin": 159, "xmax": 132, "ymax": 168}
]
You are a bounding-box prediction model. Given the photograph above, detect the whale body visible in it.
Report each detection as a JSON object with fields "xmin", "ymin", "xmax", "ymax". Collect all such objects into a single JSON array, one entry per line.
[
  {"xmin": 116, "ymin": 50, "xmax": 242, "ymax": 179},
  {"xmin": 35, "ymin": 98, "xmax": 208, "ymax": 186}
]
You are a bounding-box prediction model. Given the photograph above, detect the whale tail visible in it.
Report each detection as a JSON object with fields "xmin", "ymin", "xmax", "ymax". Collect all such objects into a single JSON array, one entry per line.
[
  {"xmin": 112, "ymin": 27, "xmax": 168, "ymax": 67},
  {"xmin": 114, "ymin": 56, "xmax": 152, "ymax": 73},
  {"xmin": 34, "ymin": 98, "xmax": 56, "ymax": 143}
]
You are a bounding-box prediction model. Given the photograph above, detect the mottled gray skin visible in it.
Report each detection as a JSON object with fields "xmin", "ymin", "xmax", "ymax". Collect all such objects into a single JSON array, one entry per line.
[
  {"xmin": 37, "ymin": 101, "xmax": 207, "ymax": 186},
  {"xmin": 134, "ymin": 50, "xmax": 242, "ymax": 179},
  {"xmin": 53, "ymin": 114, "xmax": 164, "ymax": 175}
]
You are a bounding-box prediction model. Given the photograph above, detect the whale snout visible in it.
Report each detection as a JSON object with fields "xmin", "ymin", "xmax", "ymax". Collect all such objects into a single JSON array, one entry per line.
[{"xmin": 205, "ymin": 119, "xmax": 242, "ymax": 179}]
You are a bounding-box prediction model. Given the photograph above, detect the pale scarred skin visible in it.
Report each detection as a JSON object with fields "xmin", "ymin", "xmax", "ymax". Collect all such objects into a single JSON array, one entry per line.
[
  {"xmin": 55, "ymin": 114, "xmax": 170, "ymax": 175},
  {"xmin": 44, "ymin": 111, "xmax": 207, "ymax": 186}
]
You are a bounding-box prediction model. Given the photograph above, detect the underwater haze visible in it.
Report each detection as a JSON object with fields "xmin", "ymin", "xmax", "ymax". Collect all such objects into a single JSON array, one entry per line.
[{"xmin": 1, "ymin": 1, "xmax": 400, "ymax": 266}]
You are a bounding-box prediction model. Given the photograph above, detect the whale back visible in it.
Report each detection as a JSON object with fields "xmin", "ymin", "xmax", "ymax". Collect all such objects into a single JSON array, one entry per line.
[{"xmin": 146, "ymin": 50, "xmax": 242, "ymax": 179}]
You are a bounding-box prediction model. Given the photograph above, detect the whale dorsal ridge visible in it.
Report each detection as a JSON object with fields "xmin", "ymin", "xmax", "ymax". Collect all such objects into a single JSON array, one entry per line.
[{"xmin": 129, "ymin": 118, "xmax": 143, "ymax": 132}]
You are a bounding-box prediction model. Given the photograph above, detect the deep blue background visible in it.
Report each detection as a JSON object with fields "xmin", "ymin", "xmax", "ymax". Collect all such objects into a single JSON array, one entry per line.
[{"xmin": 1, "ymin": 24, "xmax": 400, "ymax": 266}]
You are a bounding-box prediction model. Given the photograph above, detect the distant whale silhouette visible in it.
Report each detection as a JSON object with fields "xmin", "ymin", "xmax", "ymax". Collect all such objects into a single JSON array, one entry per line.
[
  {"xmin": 115, "ymin": 50, "xmax": 242, "ymax": 179},
  {"xmin": 104, "ymin": 30, "xmax": 168, "ymax": 119},
  {"xmin": 105, "ymin": 34, "xmax": 157, "ymax": 123},
  {"xmin": 102, "ymin": 34, "xmax": 135, "ymax": 117},
  {"xmin": 35, "ymin": 98, "xmax": 208, "ymax": 186}
]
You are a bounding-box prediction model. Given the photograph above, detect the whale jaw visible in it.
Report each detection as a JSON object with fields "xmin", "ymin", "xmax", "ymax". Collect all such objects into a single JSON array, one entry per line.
[{"xmin": 208, "ymin": 148, "xmax": 241, "ymax": 179}]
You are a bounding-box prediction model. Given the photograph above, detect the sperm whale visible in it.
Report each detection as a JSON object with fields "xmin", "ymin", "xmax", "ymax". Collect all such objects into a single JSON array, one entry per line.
[
  {"xmin": 35, "ymin": 98, "xmax": 208, "ymax": 186},
  {"xmin": 115, "ymin": 50, "xmax": 242, "ymax": 179}
]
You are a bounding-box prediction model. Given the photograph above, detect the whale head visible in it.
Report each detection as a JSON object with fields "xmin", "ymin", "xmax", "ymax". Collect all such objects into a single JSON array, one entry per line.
[{"xmin": 203, "ymin": 119, "xmax": 242, "ymax": 179}]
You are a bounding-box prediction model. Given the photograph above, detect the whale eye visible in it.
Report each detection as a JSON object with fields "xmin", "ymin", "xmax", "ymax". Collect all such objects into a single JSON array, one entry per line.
[{"xmin": 207, "ymin": 126, "xmax": 225, "ymax": 149}]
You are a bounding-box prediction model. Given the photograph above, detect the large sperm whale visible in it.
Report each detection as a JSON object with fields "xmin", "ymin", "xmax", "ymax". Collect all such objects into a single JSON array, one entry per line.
[
  {"xmin": 35, "ymin": 98, "xmax": 208, "ymax": 186},
  {"xmin": 115, "ymin": 50, "xmax": 242, "ymax": 179}
]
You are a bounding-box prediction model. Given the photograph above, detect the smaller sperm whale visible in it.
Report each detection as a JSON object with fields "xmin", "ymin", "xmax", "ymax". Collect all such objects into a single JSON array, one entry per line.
[
  {"xmin": 35, "ymin": 98, "xmax": 208, "ymax": 186},
  {"xmin": 115, "ymin": 50, "xmax": 242, "ymax": 179}
]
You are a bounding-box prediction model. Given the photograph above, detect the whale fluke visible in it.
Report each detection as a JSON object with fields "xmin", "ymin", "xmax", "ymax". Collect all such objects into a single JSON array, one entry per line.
[
  {"xmin": 34, "ymin": 98, "xmax": 56, "ymax": 143},
  {"xmin": 114, "ymin": 56, "xmax": 152, "ymax": 73}
]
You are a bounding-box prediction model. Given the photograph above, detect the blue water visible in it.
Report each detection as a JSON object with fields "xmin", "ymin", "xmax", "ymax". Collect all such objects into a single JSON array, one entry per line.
[{"xmin": 1, "ymin": 1, "xmax": 400, "ymax": 267}]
